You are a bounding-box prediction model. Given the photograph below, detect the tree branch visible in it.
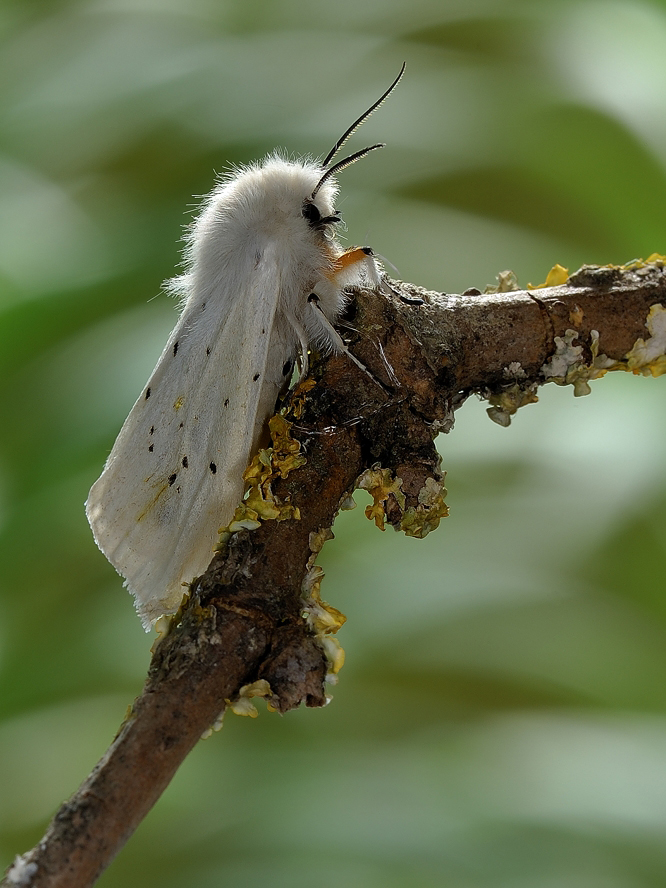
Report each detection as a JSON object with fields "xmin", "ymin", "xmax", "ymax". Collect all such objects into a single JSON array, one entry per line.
[{"xmin": 4, "ymin": 260, "xmax": 666, "ymax": 888}]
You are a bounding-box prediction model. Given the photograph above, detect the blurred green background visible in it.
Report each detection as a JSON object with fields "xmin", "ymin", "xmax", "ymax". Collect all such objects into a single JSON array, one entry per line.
[{"xmin": 2, "ymin": 0, "xmax": 666, "ymax": 885}]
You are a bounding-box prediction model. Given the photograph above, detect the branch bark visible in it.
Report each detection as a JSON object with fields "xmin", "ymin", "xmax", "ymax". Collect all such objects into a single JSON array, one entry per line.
[{"xmin": 4, "ymin": 261, "xmax": 666, "ymax": 888}]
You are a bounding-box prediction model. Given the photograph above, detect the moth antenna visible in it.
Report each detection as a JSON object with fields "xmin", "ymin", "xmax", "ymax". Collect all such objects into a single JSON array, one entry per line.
[
  {"xmin": 311, "ymin": 144, "xmax": 384, "ymax": 198},
  {"xmin": 322, "ymin": 62, "xmax": 406, "ymax": 168}
]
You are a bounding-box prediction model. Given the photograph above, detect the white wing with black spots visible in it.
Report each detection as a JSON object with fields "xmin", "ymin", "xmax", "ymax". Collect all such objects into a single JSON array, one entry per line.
[{"xmin": 86, "ymin": 246, "xmax": 293, "ymax": 627}]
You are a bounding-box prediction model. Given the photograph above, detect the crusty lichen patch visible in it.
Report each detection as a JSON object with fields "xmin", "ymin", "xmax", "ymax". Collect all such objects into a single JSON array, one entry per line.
[
  {"xmin": 522, "ymin": 256, "xmax": 666, "ymax": 290},
  {"xmin": 217, "ymin": 415, "xmax": 304, "ymax": 545},
  {"xmin": 621, "ymin": 252, "xmax": 666, "ymax": 271},
  {"xmin": 541, "ymin": 328, "xmax": 616, "ymax": 396},
  {"xmin": 228, "ymin": 679, "xmax": 273, "ymax": 718},
  {"xmin": 486, "ymin": 382, "xmax": 539, "ymax": 427},
  {"xmin": 301, "ymin": 530, "xmax": 348, "ymax": 686},
  {"xmin": 356, "ymin": 465, "xmax": 448, "ymax": 538},
  {"xmin": 400, "ymin": 476, "xmax": 449, "ymax": 537},
  {"xmin": 201, "ymin": 679, "xmax": 275, "ymax": 735},
  {"xmin": 357, "ymin": 465, "xmax": 406, "ymax": 531},
  {"xmin": 288, "ymin": 377, "xmax": 317, "ymax": 419},
  {"xmin": 485, "ymin": 361, "xmax": 539, "ymax": 426},
  {"xmin": 485, "ymin": 299, "xmax": 666, "ymax": 426},
  {"xmin": 624, "ymin": 303, "xmax": 666, "ymax": 376},
  {"xmin": 484, "ymin": 269, "xmax": 520, "ymax": 293},
  {"xmin": 301, "ymin": 567, "xmax": 346, "ymax": 680},
  {"xmin": 528, "ymin": 263, "xmax": 569, "ymax": 289},
  {"xmin": 539, "ymin": 303, "xmax": 666, "ymax": 398}
]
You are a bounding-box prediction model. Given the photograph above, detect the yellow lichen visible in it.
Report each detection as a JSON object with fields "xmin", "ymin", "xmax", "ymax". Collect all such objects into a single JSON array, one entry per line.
[
  {"xmin": 486, "ymin": 383, "xmax": 539, "ymax": 426},
  {"xmin": 569, "ymin": 305, "xmax": 584, "ymax": 326},
  {"xmin": 624, "ymin": 304, "xmax": 666, "ymax": 377},
  {"xmin": 289, "ymin": 377, "xmax": 317, "ymax": 420},
  {"xmin": 302, "ymin": 587, "xmax": 347, "ymax": 635},
  {"xmin": 356, "ymin": 465, "xmax": 448, "ymax": 538},
  {"xmin": 319, "ymin": 635, "xmax": 345, "ymax": 674},
  {"xmin": 302, "ymin": 563, "xmax": 325, "ymax": 599},
  {"xmin": 400, "ymin": 476, "xmax": 449, "ymax": 538},
  {"xmin": 151, "ymin": 613, "xmax": 172, "ymax": 649},
  {"xmin": 267, "ymin": 415, "xmax": 307, "ymax": 478},
  {"xmin": 201, "ymin": 709, "xmax": 226, "ymax": 738},
  {"xmin": 300, "ymin": 531, "xmax": 348, "ymax": 686},
  {"xmin": 528, "ymin": 263, "xmax": 569, "ymax": 289},
  {"xmin": 338, "ymin": 492, "xmax": 357, "ymax": 511},
  {"xmin": 484, "ymin": 269, "xmax": 520, "ymax": 293},
  {"xmin": 519, "ymin": 303, "xmax": 666, "ymax": 406},
  {"xmin": 301, "ymin": 561, "xmax": 347, "ymax": 635},
  {"xmin": 202, "ymin": 679, "xmax": 273, "ymax": 735},
  {"xmin": 227, "ymin": 679, "xmax": 273, "ymax": 719},
  {"xmin": 217, "ymin": 415, "xmax": 304, "ymax": 544},
  {"xmin": 621, "ymin": 253, "xmax": 666, "ymax": 270},
  {"xmin": 357, "ymin": 466, "xmax": 406, "ymax": 531},
  {"xmin": 542, "ymin": 328, "xmax": 584, "ymax": 378},
  {"xmin": 541, "ymin": 328, "xmax": 615, "ymax": 396},
  {"xmin": 308, "ymin": 527, "xmax": 334, "ymax": 560}
]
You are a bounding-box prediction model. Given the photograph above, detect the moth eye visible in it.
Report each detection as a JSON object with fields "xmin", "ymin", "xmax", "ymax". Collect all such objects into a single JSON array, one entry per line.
[{"xmin": 302, "ymin": 201, "xmax": 321, "ymax": 226}]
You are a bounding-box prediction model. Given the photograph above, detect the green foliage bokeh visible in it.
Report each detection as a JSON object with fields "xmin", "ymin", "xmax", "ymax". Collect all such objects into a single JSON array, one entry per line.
[{"xmin": 2, "ymin": 1, "xmax": 666, "ymax": 886}]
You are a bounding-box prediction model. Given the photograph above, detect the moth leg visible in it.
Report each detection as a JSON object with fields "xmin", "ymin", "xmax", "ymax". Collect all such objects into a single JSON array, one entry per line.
[
  {"xmin": 307, "ymin": 293, "xmax": 367, "ymax": 375},
  {"xmin": 309, "ymin": 254, "xmax": 393, "ymax": 395},
  {"xmin": 308, "ymin": 294, "xmax": 392, "ymax": 396},
  {"xmin": 285, "ymin": 309, "xmax": 310, "ymax": 379}
]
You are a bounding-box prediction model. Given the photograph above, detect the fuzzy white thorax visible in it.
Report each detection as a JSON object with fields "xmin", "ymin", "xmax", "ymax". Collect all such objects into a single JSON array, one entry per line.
[{"xmin": 169, "ymin": 154, "xmax": 347, "ymax": 348}]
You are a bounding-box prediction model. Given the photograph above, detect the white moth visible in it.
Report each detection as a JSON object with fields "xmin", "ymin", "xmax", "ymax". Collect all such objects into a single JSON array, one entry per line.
[{"xmin": 86, "ymin": 65, "xmax": 404, "ymax": 629}]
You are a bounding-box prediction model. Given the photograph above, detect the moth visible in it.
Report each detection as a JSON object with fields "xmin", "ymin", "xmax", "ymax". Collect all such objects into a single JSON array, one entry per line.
[{"xmin": 86, "ymin": 65, "xmax": 404, "ymax": 628}]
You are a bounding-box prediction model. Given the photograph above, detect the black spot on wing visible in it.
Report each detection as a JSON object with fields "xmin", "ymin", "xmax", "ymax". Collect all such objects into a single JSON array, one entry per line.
[
  {"xmin": 182, "ymin": 456, "xmax": 188, "ymax": 468},
  {"xmin": 148, "ymin": 444, "xmax": 154, "ymax": 452},
  {"xmin": 149, "ymin": 426, "xmax": 154, "ymax": 435},
  {"xmin": 173, "ymin": 341, "xmax": 179, "ymax": 356},
  {"xmin": 224, "ymin": 398, "xmax": 229, "ymax": 407},
  {"xmin": 253, "ymin": 373, "xmax": 260, "ymax": 381},
  {"xmin": 206, "ymin": 347, "xmax": 211, "ymax": 356},
  {"xmin": 168, "ymin": 473, "xmax": 177, "ymax": 486},
  {"xmin": 179, "ymin": 422, "xmax": 184, "ymax": 429},
  {"xmin": 209, "ymin": 462, "xmax": 217, "ymax": 474},
  {"xmin": 145, "ymin": 387, "xmax": 151, "ymax": 399}
]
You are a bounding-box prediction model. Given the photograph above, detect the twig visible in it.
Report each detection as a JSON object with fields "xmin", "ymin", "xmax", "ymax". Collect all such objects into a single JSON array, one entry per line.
[{"xmin": 4, "ymin": 261, "xmax": 666, "ymax": 888}]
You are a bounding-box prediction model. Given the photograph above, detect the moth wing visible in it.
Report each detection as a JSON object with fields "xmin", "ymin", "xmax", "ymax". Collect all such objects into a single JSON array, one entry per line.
[{"xmin": 86, "ymin": 251, "xmax": 291, "ymax": 627}]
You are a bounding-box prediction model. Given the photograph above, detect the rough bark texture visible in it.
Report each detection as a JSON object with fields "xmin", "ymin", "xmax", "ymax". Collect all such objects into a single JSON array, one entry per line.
[{"xmin": 4, "ymin": 262, "xmax": 666, "ymax": 888}]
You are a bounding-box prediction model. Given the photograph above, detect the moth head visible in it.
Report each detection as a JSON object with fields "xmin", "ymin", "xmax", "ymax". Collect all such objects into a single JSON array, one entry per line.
[{"xmin": 301, "ymin": 198, "xmax": 341, "ymax": 232}]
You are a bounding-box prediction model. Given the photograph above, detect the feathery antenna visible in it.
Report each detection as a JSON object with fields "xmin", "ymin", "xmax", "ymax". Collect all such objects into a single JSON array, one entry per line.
[
  {"xmin": 322, "ymin": 62, "xmax": 406, "ymax": 168},
  {"xmin": 311, "ymin": 63, "xmax": 405, "ymax": 199},
  {"xmin": 311, "ymin": 144, "xmax": 385, "ymax": 198}
]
